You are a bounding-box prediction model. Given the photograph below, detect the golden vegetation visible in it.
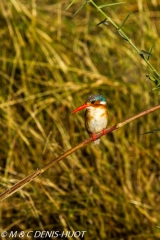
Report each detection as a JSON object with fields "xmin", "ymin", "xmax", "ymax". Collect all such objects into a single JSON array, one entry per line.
[{"xmin": 0, "ymin": 0, "xmax": 160, "ymax": 239}]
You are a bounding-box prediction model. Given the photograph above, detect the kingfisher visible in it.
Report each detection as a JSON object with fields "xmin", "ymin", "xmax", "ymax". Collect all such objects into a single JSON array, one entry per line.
[{"xmin": 72, "ymin": 94, "xmax": 108, "ymax": 144}]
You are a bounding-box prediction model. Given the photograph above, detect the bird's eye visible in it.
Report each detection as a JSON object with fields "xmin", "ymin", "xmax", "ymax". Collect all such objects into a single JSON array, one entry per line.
[{"xmin": 91, "ymin": 101, "xmax": 95, "ymax": 104}]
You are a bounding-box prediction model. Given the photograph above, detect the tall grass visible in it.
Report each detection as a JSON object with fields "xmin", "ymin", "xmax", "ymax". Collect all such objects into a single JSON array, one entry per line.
[{"xmin": 0, "ymin": 0, "xmax": 160, "ymax": 239}]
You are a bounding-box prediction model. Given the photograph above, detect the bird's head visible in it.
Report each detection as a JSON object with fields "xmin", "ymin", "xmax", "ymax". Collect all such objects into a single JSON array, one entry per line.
[{"xmin": 72, "ymin": 94, "xmax": 106, "ymax": 114}]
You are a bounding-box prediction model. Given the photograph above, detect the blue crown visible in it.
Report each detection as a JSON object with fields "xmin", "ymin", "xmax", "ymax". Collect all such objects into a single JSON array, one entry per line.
[{"xmin": 86, "ymin": 94, "xmax": 106, "ymax": 103}]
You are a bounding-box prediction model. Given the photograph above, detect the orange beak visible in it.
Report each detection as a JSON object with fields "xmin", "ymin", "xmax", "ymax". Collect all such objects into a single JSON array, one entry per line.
[{"xmin": 72, "ymin": 103, "xmax": 89, "ymax": 114}]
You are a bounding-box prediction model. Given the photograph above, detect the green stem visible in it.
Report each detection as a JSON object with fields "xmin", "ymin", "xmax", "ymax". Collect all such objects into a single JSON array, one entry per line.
[{"xmin": 90, "ymin": 0, "xmax": 160, "ymax": 81}]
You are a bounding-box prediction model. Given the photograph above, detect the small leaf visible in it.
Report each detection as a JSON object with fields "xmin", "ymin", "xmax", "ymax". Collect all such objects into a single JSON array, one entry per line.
[
  {"xmin": 139, "ymin": 50, "xmax": 152, "ymax": 57},
  {"xmin": 97, "ymin": 18, "xmax": 108, "ymax": 26},
  {"xmin": 118, "ymin": 12, "xmax": 132, "ymax": 30},
  {"xmin": 141, "ymin": 127, "xmax": 160, "ymax": 135},
  {"xmin": 139, "ymin": 50, "xmax": 152, "ymax": 60},
  {"xmin": 118, "ymin": 31, "xmax": 129, "ymax": 42},
  {"xmin": 146, "ymin": 73, "xmax": 156, "ymax": 82},
  {"xmin": 99, "ymin": 2, "xmax": 125, "ymax": 9}
]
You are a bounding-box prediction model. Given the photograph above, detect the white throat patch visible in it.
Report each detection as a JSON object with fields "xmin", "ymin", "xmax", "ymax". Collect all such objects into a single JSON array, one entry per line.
[{"xmin": 100, "ymin": 101, "xmax": 106, "ymax": 105}]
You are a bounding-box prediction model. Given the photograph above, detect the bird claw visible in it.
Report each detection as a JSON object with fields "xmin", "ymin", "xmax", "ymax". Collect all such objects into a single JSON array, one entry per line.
[
  {"xmin": 91, "ymin": 129, "xmax": 106, "ymax": 141},
  {"xmin": 91, "ymin": 133, "xmax": 96, "ymax": 141},
  {"xmin": 102, "ymin": 129, "xmax": 106, "ymax": 135}
]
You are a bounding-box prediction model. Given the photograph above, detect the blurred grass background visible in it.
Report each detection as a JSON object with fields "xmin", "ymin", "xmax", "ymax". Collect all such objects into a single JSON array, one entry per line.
[{"xmin": 0, "ymin": 0, "xmax": 160, "ymax": 239}]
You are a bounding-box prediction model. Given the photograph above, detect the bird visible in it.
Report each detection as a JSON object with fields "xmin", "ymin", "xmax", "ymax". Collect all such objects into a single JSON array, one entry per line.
[{"xmin": 72, "ymin": 94, "xmax": 108, "ymax": 144}]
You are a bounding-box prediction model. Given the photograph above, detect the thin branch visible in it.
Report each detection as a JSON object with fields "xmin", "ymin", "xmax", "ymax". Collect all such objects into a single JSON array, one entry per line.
[{"xmin": 0, "ymin": 104, "xmax": 160, "ymax": 202}]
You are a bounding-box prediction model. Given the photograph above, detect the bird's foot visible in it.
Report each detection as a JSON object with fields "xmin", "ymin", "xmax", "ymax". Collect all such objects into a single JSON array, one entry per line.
[
  {"xmin": 91, "ymin": 133, "xmax": 96, "ymax": 141},
  {"xmin": 102, "ymin": 128, "xmax": 106, "ymax": 135}
]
